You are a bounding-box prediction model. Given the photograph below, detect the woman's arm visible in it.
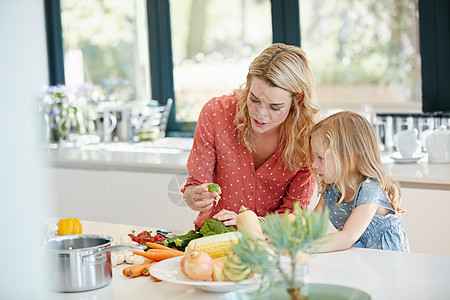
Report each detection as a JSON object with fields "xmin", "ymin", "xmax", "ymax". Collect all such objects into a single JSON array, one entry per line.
[
  {"xmin": 314, "ymin": 202, "xmax": 378, "ymax": 253},
  {"xmin": 277, "ymin": 167, "xmax": 316, "ymax": 213},
  {"xmin": 181, "ymin": 98, "xmax": 218, "ymax": 212}
]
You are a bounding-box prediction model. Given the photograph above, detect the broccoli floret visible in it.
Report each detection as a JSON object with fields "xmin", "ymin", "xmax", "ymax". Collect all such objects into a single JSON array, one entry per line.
[
  {"xmin": 207, "ymin": 183, "xmax": 222, "ymax": 206},
  {"xmin": 199, "ymin": 218, "xmax": 236, "ymax": 236},
  {"xmin": 224, "ymin": 226, "xmax": 236, "ymax": 233}
]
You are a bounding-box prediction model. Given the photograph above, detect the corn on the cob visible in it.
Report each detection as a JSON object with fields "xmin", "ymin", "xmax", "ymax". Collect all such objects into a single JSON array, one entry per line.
[{"xmin": 185, "ymin": 232, "xmax": 241, "ymax": 259}]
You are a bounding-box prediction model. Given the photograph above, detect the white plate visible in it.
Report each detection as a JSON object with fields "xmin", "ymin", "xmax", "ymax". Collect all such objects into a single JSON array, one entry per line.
[
  {"xmin": 390, "ymin": 152, "xmax": 425, "ymax": 164},
  {"xmin": 149, "ymin": 256, "xmax": 261, "ymax": 293}
]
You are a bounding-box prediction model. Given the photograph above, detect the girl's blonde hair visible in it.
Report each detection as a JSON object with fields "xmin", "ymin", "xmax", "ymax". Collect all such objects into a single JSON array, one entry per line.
[
  {"xmin": 233, "ymin": 43, "xmax": 320, "ymax": 171},
  {"xmin": 306, "ymin": 111, "xmax": 403, "ymax": 212}
]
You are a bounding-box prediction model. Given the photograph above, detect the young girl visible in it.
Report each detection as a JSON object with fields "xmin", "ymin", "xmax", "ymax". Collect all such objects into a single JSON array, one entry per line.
[{"xmin": 307, "ymin": 111, "xmax": 409, "ymax": 252}]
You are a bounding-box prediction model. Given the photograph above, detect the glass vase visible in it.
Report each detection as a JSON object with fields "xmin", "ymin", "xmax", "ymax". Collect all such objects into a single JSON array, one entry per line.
[{"xmin": 273, "ymin": 261, "xmax": 309, "ymax": 300}]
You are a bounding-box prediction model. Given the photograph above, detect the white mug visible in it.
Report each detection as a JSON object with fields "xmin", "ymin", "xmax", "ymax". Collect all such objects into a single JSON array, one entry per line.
[
  {"xmin": 394, "ymin": 129, "xmax": 420, "ymax": 158},
  {"xmin": 426, "ymin": 126, "xmax": 450, "ymax": 163}
]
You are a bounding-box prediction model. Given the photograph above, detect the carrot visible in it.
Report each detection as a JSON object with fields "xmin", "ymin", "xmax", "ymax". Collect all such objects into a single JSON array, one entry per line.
[
  {"xmin": 149, "ymin": 274, "xmax": 162, "ymax": 282},
  {"xmin": 146, "ymin": 242, "xmax": 178, "ymax": 251},
  {"xmin": 141, "ymin": 261, "xmax": 162, "ymax": 282},
  {"xmin": 122, "ymin": 262, "xmax": 155, "ymax": 278},
  {"xmin": 142, "ymin": 261, "xmax": 158, "ymax": 276},
  {"xmin": 135, "ymin": 249, "xmax": 184, "ymax": 261},
  {"xmin": 122, "ymin": 266, "xmax": 130, "ymax": 277}
]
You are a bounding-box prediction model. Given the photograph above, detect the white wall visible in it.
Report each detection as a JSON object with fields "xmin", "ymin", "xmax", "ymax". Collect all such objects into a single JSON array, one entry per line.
[{"xmin": 0, "ymin": 1, "xmax": 51, "ymax": 298}]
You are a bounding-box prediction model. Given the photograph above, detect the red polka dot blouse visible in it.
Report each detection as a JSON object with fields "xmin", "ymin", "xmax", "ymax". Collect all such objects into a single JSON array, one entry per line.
[{"xmin": 181, "ymin": 94, "xmax": 316, "ymax": 229}]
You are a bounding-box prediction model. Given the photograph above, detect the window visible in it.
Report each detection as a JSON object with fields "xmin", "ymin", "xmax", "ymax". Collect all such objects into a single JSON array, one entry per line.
[
  {"xmin": 300, "ymin": 0, "xmax": 421, "ymax": 116},
  {"xmin": 170, "ymin": 0, "xmax": 272, "ymax": 122},
  {"xmin": 45, "ymin": 0, "xmax": 450, "ymax": 137},
  {"xmin": 60, "ymin": 0, "xmax": 151, "ymax": 103}
]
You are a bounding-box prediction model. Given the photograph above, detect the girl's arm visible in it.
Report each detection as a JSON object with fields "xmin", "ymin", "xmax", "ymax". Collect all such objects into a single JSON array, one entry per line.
[
  {"xmin": 314, "ymin": 202, "xmax": 378, "ymax": 253},
  {"xmin": 313, "ymin": 195, "xmax": 326, "ymax": 212}
]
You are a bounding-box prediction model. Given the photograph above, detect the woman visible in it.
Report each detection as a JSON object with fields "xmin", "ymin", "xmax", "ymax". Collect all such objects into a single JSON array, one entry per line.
[{"xmin": 181, "ymin": 43, "xmax": 320, "ymax": 229}]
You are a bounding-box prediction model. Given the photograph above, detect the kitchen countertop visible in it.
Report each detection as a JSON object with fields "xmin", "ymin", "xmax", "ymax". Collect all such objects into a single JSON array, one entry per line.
[
  {"xmin": 44, "ymin": 220, "xmax": 450, "ymax": 300},
  {"xmin": 42, "ymin": 138, "xmax": 450, "ymax": 189},
  {"xmin": 41, "ymin": 139, "xmax": 192, "ymax": 173}
]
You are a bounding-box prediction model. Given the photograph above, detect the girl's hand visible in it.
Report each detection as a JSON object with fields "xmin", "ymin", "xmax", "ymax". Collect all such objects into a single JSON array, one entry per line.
[
  {"xmin": 184, "ymin": 183, "xmax": 218, "ymax": 212},
  {"xmin": 213, "ymin": 209, "xmax": 238, "ymax": 226}
]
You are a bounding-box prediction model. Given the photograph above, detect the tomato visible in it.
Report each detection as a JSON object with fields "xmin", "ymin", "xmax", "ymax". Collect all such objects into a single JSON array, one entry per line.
[
  {"xmin": 153, "ymin": 234, "xmax": 165, "ymax": 242},
  {"xmin": 128, "ymin": 230, "xmax": 166, "ymax": 244},
  {"xmin": 128, "ymin": 230, "xmax": 152, "ymax": 244},
  {"xmin": 149, "ymin": 234, "xmax": 165, "ymax": 243}
]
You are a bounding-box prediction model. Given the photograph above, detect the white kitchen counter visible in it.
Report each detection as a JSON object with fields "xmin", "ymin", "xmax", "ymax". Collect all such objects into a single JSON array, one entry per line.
[
  {"xmin": 42, "ymin": 140, "xmax": 191, "ymax": 173},
  {"xmin": 42, "ymin": 138, "xmax": 450, "ymax": 188},
  {"xmin": 44, "ymin": 220, "xmax": 450, "ymax": 300}
]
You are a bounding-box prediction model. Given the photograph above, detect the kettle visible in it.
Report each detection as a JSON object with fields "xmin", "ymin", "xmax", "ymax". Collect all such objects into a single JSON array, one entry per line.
[{"xmin": 426, "ymin": 125, "xmax": 450, "ymax": 163}]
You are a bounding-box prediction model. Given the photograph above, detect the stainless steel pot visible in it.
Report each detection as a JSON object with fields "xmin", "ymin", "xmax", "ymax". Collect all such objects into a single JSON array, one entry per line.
[{"xmin": 45, "ymin": 234, "xmax": 144, "ymax": 293}]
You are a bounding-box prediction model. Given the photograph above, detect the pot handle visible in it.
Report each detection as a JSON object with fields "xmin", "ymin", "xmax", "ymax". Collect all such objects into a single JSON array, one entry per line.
[{"xmin": 82, "ymin": 244, "xmax": 146, "ymax": 265}]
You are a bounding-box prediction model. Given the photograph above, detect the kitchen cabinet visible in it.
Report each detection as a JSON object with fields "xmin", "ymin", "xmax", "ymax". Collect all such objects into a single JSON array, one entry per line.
[
  {"xmin": 45, "ymin": 168, "xmax": 113, "ymax": 223},
  {"xmin": 400, "ymin": 187, "xmax": 450, "ymax": 256},
  {"xmin": 45, "ymin": 167, "xmax": 197, "ymax": 231},
  {"xmin": 109, "ymin": 170, "xmax": 196, "ymax": 231},
  {"xmin": 46, "ymin": 166, "xmax": 450, "ymax": 255}
]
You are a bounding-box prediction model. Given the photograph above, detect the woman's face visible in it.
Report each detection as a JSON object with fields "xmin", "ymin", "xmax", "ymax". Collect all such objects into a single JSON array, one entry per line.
[
  {"xmin": 310, "ymin": 134, "xmax": 337, "ymax": 184},
  {"xmin": 247, "ymin": 77, "xmax": 293, "ymax": 136}
]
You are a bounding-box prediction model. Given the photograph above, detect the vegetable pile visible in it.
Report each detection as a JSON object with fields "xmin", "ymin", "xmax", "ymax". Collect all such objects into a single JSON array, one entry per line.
[
  {"xmin": 177, "ymin": 207, "xmax": 265, "ymax": 282},
  {"xmin": 116, "ymin": 206, "xmax": 264, "ymax": 283}
]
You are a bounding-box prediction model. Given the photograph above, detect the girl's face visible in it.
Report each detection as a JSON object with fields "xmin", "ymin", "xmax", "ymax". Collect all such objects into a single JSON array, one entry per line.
[
  {"xmin": 310, "ymin": 134, "xmax": 337, "ymax": 184},
  {"xmin": 247, "ymin": 77, "xmax": 293, "ymax": 136}
]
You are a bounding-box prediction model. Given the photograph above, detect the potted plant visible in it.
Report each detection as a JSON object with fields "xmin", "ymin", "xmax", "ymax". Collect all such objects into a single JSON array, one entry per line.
[{"xmin": 230, "ymin": 202, "xmax": 329, "ymax": 300}]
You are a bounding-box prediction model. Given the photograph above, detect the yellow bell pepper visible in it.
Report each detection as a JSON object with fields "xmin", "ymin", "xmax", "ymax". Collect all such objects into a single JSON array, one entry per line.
[{"xmin": 57, "ymin": 218, "xmax": 82, "ymax": 235}]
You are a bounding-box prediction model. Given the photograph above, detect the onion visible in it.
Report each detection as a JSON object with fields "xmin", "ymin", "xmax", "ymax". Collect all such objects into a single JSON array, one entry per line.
[
  {"xmin": 179, "ymin": 255, "xmax": 188, "ymax": 278},
  {"xmin": 182, "ymin": 251, "xmax": 214, "ymax": 281}
]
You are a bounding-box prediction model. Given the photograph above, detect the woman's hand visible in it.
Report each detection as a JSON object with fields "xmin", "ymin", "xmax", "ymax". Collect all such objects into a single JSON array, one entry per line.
[
  {"xmin": 213, "ymin": 209, "xmax": 238, "ymax": 226},
  {"xmin": 184, "ymin": 183, "xmax": 218, "ymax": 212}
]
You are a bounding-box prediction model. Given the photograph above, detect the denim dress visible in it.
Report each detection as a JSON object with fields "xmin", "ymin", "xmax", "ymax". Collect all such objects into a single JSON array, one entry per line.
[{"xmin": 323, "ymin": 178, "xmax": 410, "ymax": 252}]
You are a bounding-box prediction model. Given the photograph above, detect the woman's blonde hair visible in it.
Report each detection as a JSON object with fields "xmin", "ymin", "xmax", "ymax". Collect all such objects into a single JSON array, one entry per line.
[
  {"xmin": 233, "ymin": 43, "xmax": 320, "ymax": 171},
  {"xmin": 305, "ymin": 111, "xmax": 403, "ymax": 212}
]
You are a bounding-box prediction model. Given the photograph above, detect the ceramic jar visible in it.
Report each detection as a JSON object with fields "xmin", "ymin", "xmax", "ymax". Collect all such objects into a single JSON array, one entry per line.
[{"xmin": 426, "ymin": 125, "xmax": 450, "ymax": 163}]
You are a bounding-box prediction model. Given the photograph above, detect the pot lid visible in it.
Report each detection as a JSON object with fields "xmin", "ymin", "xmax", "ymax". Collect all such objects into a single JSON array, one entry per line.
[{"xmin": 46, "ymin": 234, "xmax": 112, "ymax": 252}]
